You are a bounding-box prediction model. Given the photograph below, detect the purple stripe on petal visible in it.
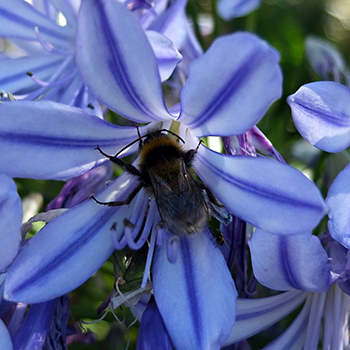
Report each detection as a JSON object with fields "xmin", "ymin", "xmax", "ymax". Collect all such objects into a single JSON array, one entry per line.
[
  {"xmin": 225, "ymin": 291, "xmax": 307, "ymax": 344},
  {"xmin": 261, "ymin": 297, "xmax": 312, "ymax": 349},
  {"xmin": 0, "ymin": 100, "xmax": 146, "ymax": 179},
  {"xmin": 153, "ymin": 229, "xmax": 237, "ymax": 350},
  {"xmin": 194, "ymin": 146, "xmax": 327, "ymax": 234},
  {"xmin": 4, "ymin": 175, "xmax": 139, "ymax": 303},
  {"xmin": 249, "ymin": 230, "xmax": 331, "ymax": 292},
  {"xmin": 76, "ymin": 0, "xmax": 171, "ymax": 123},
  {"xmin": 288, "ymin": 81, "xmax": 350, "ymax": 152},
  {"xmin": 179, "ymin": 32, "xmax": 282, "ymax": 137}
]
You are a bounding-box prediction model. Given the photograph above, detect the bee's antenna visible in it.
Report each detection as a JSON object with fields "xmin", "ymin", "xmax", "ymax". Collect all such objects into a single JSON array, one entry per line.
[{"xmin": 158, "ymin": 129, "xmax": 185, "ymax": 144}]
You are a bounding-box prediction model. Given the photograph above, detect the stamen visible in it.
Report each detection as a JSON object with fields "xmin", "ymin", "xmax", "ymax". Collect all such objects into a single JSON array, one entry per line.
[
  {"xmin": 141, "ymin": 206, "xmax": 158, "ymax": 288},
  {"xmin": 34, "ymin": 26, "xmax": 72, "ymax": 55}
]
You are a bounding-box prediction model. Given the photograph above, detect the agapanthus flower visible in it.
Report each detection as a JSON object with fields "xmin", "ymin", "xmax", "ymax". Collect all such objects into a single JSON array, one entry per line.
[
  {"xmin": 0, "ymin": 0, "xmax": 184, "ymax": 112},
  {"xmin": 223, "ymin": 220, "xmax": 350, "ymax": 348},
  {"xmin": 0, "ymin": 1, "xmax": 327, "ymax": 348}
]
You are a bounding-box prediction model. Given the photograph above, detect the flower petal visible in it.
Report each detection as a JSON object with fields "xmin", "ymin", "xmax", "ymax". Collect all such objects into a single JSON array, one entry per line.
[
  {"xmin": 326, "ymin": 163, "xmax": 350, "ymax": 248},
  {"xmin": 194, "ymin": 146, "xmax": 327, "ymax": 234},
  {"xmin": 0, "ymin": 174, "xmax": 22, "ymax": 271},
  {"xmin": 225, "ymin": 290, "xmax": 308, "ymax": 344},
  {"xmin": 0, "ymin": 319, "xmax": 13, "ymax": 350},
  {"xmin": 0, "ymin": 100, "xmax": 145, "ymax": 180},
  {"xmin": 76, "ymin": 0, "xmax": 171, "ymax": 123},
  {"xmin": 0, "ymin": 0, "xmax": 73, "ymax": 48},
  {"xmin": 147, "ymin": 0, "xmax": 188, "ymax": 49},
  {"xmin": 261, "ymin": 296, "xmax": 312, "ymax": 350},
  {"xmin": 178, "ymin": 32, "xmax": 282, "ymax": 137},
  {"xmin": 305, "ymin": 36, "xmax": 349, "ymax": 81},
  {"xmin": 146, "ymin": 30, "xmax": 182, "ymax": 82},
  {"xmin": 137, "ymin": 299, "xmax": 173, "ymax": 350},
  {"xmin": 249, "ymin": 230, "xmax": 331, "ymax": 292},
  {"xmin": 12, "ymin": 299, "xmax": 56, "ymax": 349},
  {"xmin": 4, "ymin": 175, "xmax": 139, "ymax": 303},
  {"xmin": 288, "ymin": 81, "xmax": 350, "ymax": 152},
  {"xmin": 217, "ymin": 0, "xmax": 260, "ymax": 20},
  {"xmin": 153, "ymin": 229, "xmax": 237, "ymax": 350}
]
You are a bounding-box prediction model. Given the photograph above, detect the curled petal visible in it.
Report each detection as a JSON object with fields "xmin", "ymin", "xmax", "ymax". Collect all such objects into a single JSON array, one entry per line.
[
  {"xmin": 326, "ymin": 163, "xmax": 350, "ymax": 248},
  {"xmin": 194, "ymin": 146, "xmax": 327, "ymax": 234},
  {"xmin": 146, "ymin": 30, "xmax": 182, "ymax": 82},
  {"xmin": 225, "ymin": 290, "xmax": 308, "ymax": 344},
  {"xmin": 153, "ymin": 229, "xmax": 237, "ymax": 350},
  {"xmin": 288, "ymin": 81, "xmax": 350, "ymax": 152},
  {"xmin": 249, "ymin": 230, "xmax": 331, "ymax": 292},
  {"xmin": 178, "ymin": 32, "xmax": 282, "ymax": 137},
  {"xmin": 4, "ymin": 175, "xmax": 139, "ymax": 303},
  {"xmin": 0, "ymin": 174, "xmax": 22, "ymax": 271},
  {"xmin": 218, "ymin": 0, "xmax": 260, "ymax": 20},
  {"xmin": 76, "ymin": 0, "xmax": 171, "ymax": 123},
  {"xmin": 0, "ymin": 100, "xmax": 145, "ymax": 179},
  {"xmin": 0, "ymin": 319, "xmax": 13, "ymax": 350}
]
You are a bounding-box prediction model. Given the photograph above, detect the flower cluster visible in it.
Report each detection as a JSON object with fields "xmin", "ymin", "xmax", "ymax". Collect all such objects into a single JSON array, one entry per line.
[{"xmin": 0, "ymin": 0, "xmax": 348, "ymax": 349}]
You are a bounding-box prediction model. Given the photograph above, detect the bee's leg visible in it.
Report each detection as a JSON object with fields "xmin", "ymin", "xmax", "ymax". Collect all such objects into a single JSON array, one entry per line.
[
  {"xmin": 183, "ymin": 140, "xmax": 204, "ymax": 167},
  {"xmin": 95, "ymin": 146, "xmax": 142, "ymax": 178},
  {"xmin": 91, "ymin": 183, "xmax": 143, "ymax": 206},
  {"xmin": 201, "ymin": 184, "xmax": 224, "ymax": 207}
]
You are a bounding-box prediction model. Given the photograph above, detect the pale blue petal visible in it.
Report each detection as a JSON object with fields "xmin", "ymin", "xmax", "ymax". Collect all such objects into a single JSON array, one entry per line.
[
  {"xmin": 218, "ymin": 0, "xmax": 260, "ymax": 20},
  {"xmin": 0, "ymin": 174, "xmax": 22, "ymax": 271},
  {"xmin": 4, "ymin": 175, "xmax": 140, "ymax": 303},
  {"xmin": 0, "ymin": 0, "xmax": 73, "ymax": 48},
  {"xmin": 194, "ymin": 146, "xmax": 327, "ymax": 234},
  {"xmin": 326, "ymin": 163, "xmax": 350, "ymax": 248},
  {"xmin": 0, "ymin": 55, "xmax": 63, "ymax": 93},
  {"xmin": 76, "ymin": 0, "xmax": 172, "ymax": 123},
  {"xmin": 0, "ymin": 100, "xmax": 146, "ymax": 180},
  {"xmin": 288, "ymin": 81, "xmax": 350, "ymax": 152},
  {"xmin": 249, "ymin": 230, "xmax": 331, "ymax": 292},
  {"xmin": 146, "ymin": 30, "xmax": 182, "ymax": 82},
  {"xmin": 153, "ymin": 229, "xmax": 237, "ymax": 350},
  {"xmin": 225, "ymin": 290, "xmax": 308, "ymax": 344},
  {"xmin": 0, "ymin": 319, "xmax": 13, "ymax": 350},
  {"xmin": 178, "ymin": 32, "xmax": 282, "ymax": 137}
]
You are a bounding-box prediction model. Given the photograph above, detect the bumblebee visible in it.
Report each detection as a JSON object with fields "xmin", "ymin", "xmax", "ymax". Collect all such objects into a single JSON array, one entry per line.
[{"xmin": 93, "ymin": 129, "xmax": 231, "ymax": 237}]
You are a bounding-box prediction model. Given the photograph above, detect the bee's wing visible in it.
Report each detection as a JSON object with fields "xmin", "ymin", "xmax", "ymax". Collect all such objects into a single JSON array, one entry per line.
[{"xmin": 149, "ymin": 163, "xmax": 209, "ymax": 236}]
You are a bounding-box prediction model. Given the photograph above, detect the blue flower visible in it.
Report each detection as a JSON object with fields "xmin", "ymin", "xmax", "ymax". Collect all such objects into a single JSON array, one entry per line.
[{"xmin": 0, "ymin": 2, "xmax": 327, "ymax": 348}]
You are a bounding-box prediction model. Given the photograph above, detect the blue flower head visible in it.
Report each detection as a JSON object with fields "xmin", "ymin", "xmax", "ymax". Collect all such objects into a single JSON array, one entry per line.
[{"xmin": 0, "ymin": 1, "xmax": 328, "ymax": 348}]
